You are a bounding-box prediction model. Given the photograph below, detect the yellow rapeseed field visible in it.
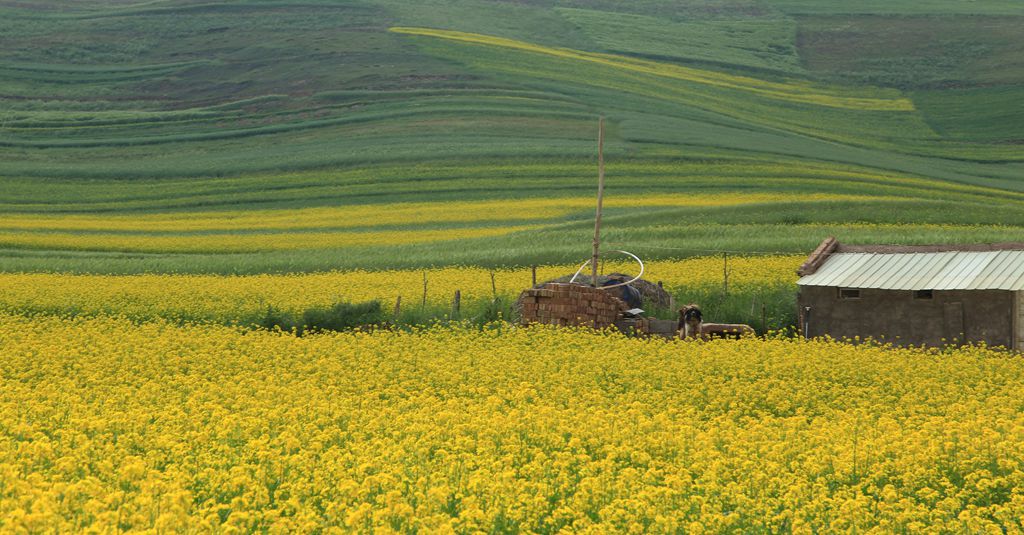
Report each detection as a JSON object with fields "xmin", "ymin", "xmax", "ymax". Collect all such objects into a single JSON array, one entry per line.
[
  {"xmin": 0, "ymin": 225, "xmax": 544, "ymax": 254},
  {"xmin": 1, "ymin": 313, "xmax": 1021, "ymax": 532},
  {"xmin": 0, "ymin": 256, "xmax": 802, "ymax": 322},
  {"xmin": 0, "ymin": 194, "xmax": 886, "ymax": 233},
  {"xmin": 0, "ymin": 194, "xmax": 894, "ymax": 256}
]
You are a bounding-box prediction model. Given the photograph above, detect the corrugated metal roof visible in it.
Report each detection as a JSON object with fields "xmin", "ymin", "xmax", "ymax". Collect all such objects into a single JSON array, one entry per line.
[{"xmin": 797, "ymin": 251, "xmax": 1024, "ymax": 290}]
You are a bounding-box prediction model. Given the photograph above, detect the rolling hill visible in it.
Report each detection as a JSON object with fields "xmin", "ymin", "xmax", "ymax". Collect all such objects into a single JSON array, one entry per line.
[
  {"xmin": 1, "ymin": 0, "xmax": 1022, "ymax": 273},
  {"xmin": 6, "ymin": 6, "xmax": 1024, "ymax": 530}
]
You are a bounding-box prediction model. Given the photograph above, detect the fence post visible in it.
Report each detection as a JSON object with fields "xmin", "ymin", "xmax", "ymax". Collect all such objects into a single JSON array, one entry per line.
[
  {"xmin": 453, "ymin": 290, "xmax": 461, "ymax": 317},
  {"xmin": 660, "ymin": 281, "xmax": 674, "ymax": 311},
  {"xmin": 490, "ymin": 271, "xmax": 497, "ymax": 298},
  {"xmin": 422, "ymin": 272, "xmax": 428, "ymax": 309},
  {"xmin": 394, "ymin": 296, "xmax": 402, "ymax": 318},
  {"xmin": 531, "ymin": 266, "xmax": 537, "ymax": 286},
  {"xmin": 723, "ymin": 252, "xmax": 729, "ymax": 297},
  {"xmin": 761, "ymin": 302, "xmax": 767, "ymax": 336}
]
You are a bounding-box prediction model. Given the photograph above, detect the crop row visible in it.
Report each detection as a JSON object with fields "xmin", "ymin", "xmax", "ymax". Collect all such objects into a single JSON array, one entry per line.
[{"xmin": 0, "ymin": 193, "xmax": 889, "ymax": 233}]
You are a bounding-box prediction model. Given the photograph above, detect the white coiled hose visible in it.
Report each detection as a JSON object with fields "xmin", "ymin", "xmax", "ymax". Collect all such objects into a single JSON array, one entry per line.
[{"xmin": 568, "ymin": 250, "xmax": 645, "ymax": 289}]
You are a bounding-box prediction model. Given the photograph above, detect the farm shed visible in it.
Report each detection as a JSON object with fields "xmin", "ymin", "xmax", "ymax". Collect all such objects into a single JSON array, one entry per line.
[{"xmin": 797, "ymin": 238, "xmax": 1024, "ymax": 349}]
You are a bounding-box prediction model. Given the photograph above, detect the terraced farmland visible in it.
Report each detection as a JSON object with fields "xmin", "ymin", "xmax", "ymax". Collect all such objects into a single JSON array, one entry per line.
[
  {"xmin": 5, "ymin": 3, "xmax": 1024, "ymax": 532},
  {"xmin": 1, "ymin": 0, "xmax": 1022, "ymax": 274}
]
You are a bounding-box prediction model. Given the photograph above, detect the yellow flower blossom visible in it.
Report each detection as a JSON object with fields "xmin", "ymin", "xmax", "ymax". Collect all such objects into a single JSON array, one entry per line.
[
  {"xmin": 0, "ymin": 314, "xmax": 1021, "ymax": 531},
  {"xmin": 0, "ymin": 256, "xmax": 801, "ymax": 323}
]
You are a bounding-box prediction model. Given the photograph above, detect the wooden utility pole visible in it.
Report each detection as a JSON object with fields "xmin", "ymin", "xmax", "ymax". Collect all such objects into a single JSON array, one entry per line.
[{"xmin": 591, "ymin": 117, "xmax": 605, "ymax": 287}]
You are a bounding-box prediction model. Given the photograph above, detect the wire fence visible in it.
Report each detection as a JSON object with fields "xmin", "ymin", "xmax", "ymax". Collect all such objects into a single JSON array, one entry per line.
[{"xmin": 603, "ymin": 242, "xmax": 799, "ymax": 256}]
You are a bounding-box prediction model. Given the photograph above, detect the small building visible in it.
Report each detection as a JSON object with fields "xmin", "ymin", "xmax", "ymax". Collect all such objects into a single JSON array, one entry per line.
[{"xmin": 797, "ymin": 238, "xmax": 1024, "ymax": 349}]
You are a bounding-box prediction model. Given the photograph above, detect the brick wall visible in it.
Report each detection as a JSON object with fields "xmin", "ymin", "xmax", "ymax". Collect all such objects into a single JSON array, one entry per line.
[{"xmin": 519, "ymin": 283, "xmax": 627, "ymax": 328}]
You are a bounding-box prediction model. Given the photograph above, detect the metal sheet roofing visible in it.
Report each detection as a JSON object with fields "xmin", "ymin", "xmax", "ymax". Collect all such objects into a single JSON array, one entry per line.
[{"xmin": 797, "ymin": 251, "xmax": 1024, "ymax": 290}]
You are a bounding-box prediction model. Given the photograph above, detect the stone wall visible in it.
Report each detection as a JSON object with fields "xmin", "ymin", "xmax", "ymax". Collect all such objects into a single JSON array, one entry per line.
[{"xmin": 519, "ymin": 283, "xmax": 627, "ymax": 328}]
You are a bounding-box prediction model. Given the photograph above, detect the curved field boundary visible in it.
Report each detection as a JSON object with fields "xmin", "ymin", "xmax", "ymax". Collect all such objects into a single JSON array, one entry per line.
[
  {"xmin": 0, "ymin": 193, "xmax": 899, "ymax": 233},
  {"xmin": 389, "ymin": 27, "xmax": 914, "ymax": 112}
]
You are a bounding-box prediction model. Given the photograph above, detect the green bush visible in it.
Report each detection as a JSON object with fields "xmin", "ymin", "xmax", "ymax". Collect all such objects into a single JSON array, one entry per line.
[
  {"xmin": 300, "ymin": 300, "xmax": 385, "ymax": 334},
  {"xmin": 256, "ymin": 300, "xmax": 385, "ymax": 335},
  {"xmin": 256, "ymin": 305, "xmax": 297, "ymax": 333}
]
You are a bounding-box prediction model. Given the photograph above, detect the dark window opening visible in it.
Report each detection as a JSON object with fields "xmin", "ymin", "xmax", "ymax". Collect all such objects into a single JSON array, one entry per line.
[
  {"xmin": 838, "ymin": 288, "xmax": 861, "ymax": 300},
  {"xmin": 914, "ymin": 290, "xmax": 934, "ymax": 300}
]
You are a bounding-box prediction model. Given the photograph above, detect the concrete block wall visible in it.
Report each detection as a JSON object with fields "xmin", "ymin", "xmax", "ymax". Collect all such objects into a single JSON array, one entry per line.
[
  {"xmin": 798, "ymin": 287, "xmax": 1013, "ymax": 348},
  {"xmin": 1016, "ymin": 292, "xmax": 1023, "ymax": 350},
  {"xmin": 615, "ymin": 318, "xmax": 679, "ymax": 339}
]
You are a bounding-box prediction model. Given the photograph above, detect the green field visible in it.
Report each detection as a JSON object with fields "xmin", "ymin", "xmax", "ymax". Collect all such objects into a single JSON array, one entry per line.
[
  {"xmin": 7, "ymin": 5, "xmax": 1024, "ymax": 531},
  {"xmin": 1, "ymin": 0, "xmax": 1022, "ymax": 274}
]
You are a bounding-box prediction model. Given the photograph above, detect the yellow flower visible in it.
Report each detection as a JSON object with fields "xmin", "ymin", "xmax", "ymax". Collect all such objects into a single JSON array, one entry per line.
[{"xmin": 0, "ymin": 313, "xmax": 1020, "ymax": 531}]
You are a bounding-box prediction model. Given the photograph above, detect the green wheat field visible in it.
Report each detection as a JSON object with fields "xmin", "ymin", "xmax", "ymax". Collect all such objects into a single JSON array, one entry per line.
[{"xmin": 2, "ymin": 0, "xmax": 1022, "ymax": 275}]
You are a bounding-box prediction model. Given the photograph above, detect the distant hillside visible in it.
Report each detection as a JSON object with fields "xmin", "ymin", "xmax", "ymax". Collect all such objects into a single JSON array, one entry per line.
[
  {"xmin": 2, "ymin": 0, "xmax": 1021, "ymax": 178},
  {"xmin": 1, "ymin": 0, "xmax": 1023, "ymax": 273}
]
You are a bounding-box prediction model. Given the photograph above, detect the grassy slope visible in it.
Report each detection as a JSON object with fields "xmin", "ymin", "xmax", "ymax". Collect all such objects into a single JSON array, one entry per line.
[{"xmin": 0, "ymin": 0, "xmax": 1022, "ymax": 274}]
